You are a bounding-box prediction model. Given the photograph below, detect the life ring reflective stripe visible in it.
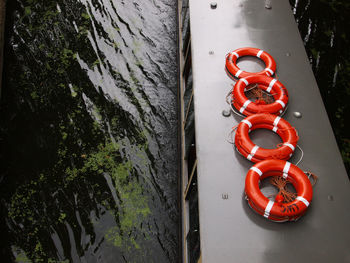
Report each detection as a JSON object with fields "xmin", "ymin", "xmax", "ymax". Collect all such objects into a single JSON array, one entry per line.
[
  {"xmin": 225, "ymin": 47, "xmax": 276, "ymax": 79},
  {"xmin": 245, "ymin": 159, "xmax": 313, "ymax": 222},
  {"xmin": 235, "ymin": 113, "xmax": 298, "ymax": 163},
  {"xmin": 232, "ymin": 75, "xmax": 289, "ymax": 116}
]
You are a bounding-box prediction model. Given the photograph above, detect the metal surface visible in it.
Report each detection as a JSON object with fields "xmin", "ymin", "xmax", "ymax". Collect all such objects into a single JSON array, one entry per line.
[
  {"xmin": 222, "ymin": 109, "xmax": 231, "ymax": 117},
  {"xmin": 210, "ymin": 3, "xmax": 217, "ymax": 9},
  {"xmin": 293, "ymin": 111, "xmax": 302, "ymax": 118},
  {"xmin": 188, "ymin": 0, "xmax": 350, "ymax": 262}
]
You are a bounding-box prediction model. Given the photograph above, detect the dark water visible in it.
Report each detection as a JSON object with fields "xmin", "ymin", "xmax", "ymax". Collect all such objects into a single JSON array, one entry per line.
[
  {"xmin": 290, "ymin": 0, "xmax": 350, "ymax": 173},
  {"xmin": 0, "ymin": 0, "xmax": 178, "ymax": 262}
]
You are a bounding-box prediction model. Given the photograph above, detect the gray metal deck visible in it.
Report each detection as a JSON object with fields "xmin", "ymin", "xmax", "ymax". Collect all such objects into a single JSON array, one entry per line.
[{"xmin": 188, "ymin": 0, "xmax": 350, "ymax": 262}]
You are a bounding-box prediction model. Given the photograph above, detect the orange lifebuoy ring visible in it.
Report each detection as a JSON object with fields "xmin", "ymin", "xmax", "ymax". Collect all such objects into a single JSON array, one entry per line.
[
  {"xmin": 232, "ymin": 75, "xmax": 288, "ymax": 116},
  {"xmin": 225, "ymin": 47, "xmax": 276, "ymax": 79},
  {"xmin": 245, "ymin": 159, "xmax": 313, "ymax": 222},
  {"xmin": 235, "ymin": 113, "xmax": 298, "ymax": 163}
]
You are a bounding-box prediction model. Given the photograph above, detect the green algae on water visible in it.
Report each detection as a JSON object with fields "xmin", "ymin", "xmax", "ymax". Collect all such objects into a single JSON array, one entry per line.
[{"xmin": 8, "ymin": 141, "xmax": 151, "ymax": 261}]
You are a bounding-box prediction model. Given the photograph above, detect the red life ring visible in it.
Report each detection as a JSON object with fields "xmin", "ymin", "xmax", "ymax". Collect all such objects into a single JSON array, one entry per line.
[
  {"xmin": 235, "ymin": 113, "xmax": 298, "ymax": 163},
  {"xmin": 245, "ymin": 159, "xmax": 313, "ymax": 222},
  {"xmin": 225, "ymin": 47, "xmax": 276, "ymax": 79},
  {"xmin": 232, "ymin": 75, "xmax": 288, "ymax": 116}
]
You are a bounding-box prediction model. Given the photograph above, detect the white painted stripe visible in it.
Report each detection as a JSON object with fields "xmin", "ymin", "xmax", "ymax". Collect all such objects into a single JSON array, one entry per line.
[
  {"xmin": 271, "ymin": 116, "xmax": 281, "ymax": 133},
  {"xmin": 282, "ymin": 161, "xmax": 291, "ymax": 179},
  {"xmin": 283, "ymin": 161, "xmax": 291, "ymax": 174},
  {"xmin": 251, "ymin": 145, "xmax": 259, "ymax": 155},
  {"xmin": 264, "ymin": 200, "xmax": 274, "ymax": 218},
  {"xmin": 266, "ymin": 78, "xmax": 277, "ymax": 93},
  {"xmin": 241, "ymin": 78, "xmax": 249, "ymax": 85},
  {"xmin": 241, "ymin": 119, "xmax": 252, "ymax": 128},
  {"xmin": 276, "ymin": 100, "xmax": 286, "ymax": 108},
  {"xmin": 265, "ymin": 68, "xmax": 274, "ymax": 76},
  {"xmin": 239, "ymin": 100, "xmax": 251, "ymax": 113},
  {"xmin": 257, "ymin": 50, "xmax": 264, "ymax": 58},
  {"xmin": 247, "ymin": 145, "xmax": 259, "ymax": 160},
  {"xmin": 284, "ymin": 143, "xmax": 295, "ymax": 151},
  {"xmin": 233, "ymin": 52, "xmax": 239, "ymax": 58},
  {"xmin": 235, "ymin": 69, "xmax": 243, "ymax": 78},
  {"xmin": 250, "ymin": 167, "xmax": 263, "ymax": 176},
  {"xmin": 273, "ymin": 116, "xmax": 281, "ymax": 127},
  {"xmin": 296, "ymin": 196, "xmax": 310, "ymax": 207}
]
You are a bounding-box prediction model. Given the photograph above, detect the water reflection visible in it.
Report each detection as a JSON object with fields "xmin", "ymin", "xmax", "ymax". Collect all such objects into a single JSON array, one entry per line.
[
  {"xmin": 0, "ymin": 0, "xmax": 178, "ymax": 262},
  {"xmin": 290, "ymin": 0, "xmax": 350, "ymax": 173}
]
